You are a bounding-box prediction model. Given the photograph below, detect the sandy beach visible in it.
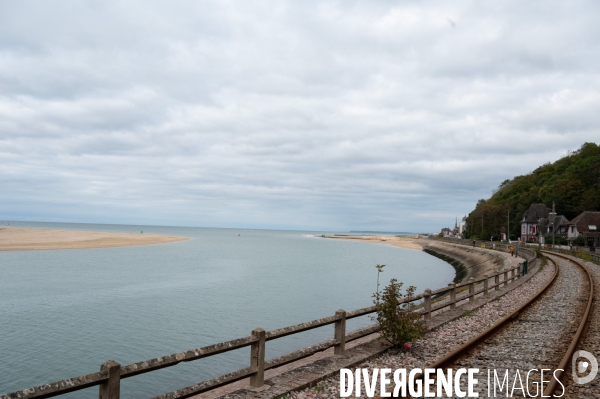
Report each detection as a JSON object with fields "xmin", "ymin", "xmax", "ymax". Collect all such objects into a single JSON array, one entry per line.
[
  {"xmin": 323, "ymin": 234, "xmax": 424, "ymax": 250},
  {"xmin": 0, "ymin": 227, "xmax": 188, "ymax": 251}
]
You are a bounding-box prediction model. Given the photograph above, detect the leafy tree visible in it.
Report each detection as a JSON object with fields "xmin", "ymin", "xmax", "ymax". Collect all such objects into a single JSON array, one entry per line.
[{"xmin": 465, "ymin": 143, "xmax": 600, "ymax": 241}]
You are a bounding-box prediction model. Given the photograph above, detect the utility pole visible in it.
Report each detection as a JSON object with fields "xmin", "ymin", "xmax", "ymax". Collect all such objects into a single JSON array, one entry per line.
[
  {"xmin": 552, "ymin": 201, "xmax": 556, "ymax": 249},
  {"xmin": 507, "ymin": 209, "xmax": 510, "ymax": 243}
]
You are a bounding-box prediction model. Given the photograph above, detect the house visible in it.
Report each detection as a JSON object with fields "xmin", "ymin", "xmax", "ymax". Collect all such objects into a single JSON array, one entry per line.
[
  {"xmin": 458, "ymin": 216, "xmax": 467, "ymax": 235},
  {"xmin": 542, "ymin": 202, "xmax": 570, "ymax": 238},
  {"xmin": 567, "ymin": 211, "xmax": 600, "ymax": 248},
  {"xmin": 546, "ymin": 215, "xmax": 570, "ymax": 236},
  {"xmin": 521, "ymin": 203, "xmax": 549, "ymax": 243}
]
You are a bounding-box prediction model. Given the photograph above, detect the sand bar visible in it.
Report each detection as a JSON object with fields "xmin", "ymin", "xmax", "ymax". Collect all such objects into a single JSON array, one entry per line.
[
  {"xmin": 323, "ymin": 234, "xmax": 424, "ymax": 250},
  {"xmin": 0, "ymin": 227, "xmax": 188, "ymax": 251}
]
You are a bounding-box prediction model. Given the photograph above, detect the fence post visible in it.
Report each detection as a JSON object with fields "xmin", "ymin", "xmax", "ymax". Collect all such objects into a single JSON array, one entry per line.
[
  {"xmin": 334, "ymin": 309, "xmax": 346, "ymax": 355},
  {"xmin": 449, "ymin": 283, "xmax": 457, "ymax": 309},
  {"xmin": 99, "ymin": 360, "xmax": 120, "ymax": 399},
  {"xmin": 424, "ymin": 289, "xmax": 432, "ymax": 321},
  {"xmin": 250, "ymin": 328, "xmax": 266, "ymax": 388},
  {"xmin": 494, "ymin": 273, "xmax": 500, "ymax": 291},
  {"xmin": 503, "ymin": 270, "xmax": 508, "ymax": 287},
  {"xmin": 511, "ymin": 267, "xmax": 515, "ymax": 282},
  {"xmin": 468, "ymin": 278, "xmax": 475, "ymax": 301},
  {"xmin": 483, "ymin": 274, "xmax": 489, "ymax": 296}
]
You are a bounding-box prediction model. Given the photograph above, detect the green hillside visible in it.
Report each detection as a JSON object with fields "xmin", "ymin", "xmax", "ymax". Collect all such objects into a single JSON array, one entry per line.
[{"xmin": 465, "ymin": 142, "xmax": 600, "ymax": 240}]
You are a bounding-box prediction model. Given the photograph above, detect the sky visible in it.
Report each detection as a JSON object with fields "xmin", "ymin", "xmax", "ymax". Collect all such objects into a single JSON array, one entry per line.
[{"xmin": 1, "ymin": 1, "xmax": 599, "ymax": 232}]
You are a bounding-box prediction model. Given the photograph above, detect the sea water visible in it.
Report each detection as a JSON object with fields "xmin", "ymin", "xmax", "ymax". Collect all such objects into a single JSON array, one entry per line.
[{"xmin": 0, "ymin": 222, "xmax": 454, "ymax": 398}]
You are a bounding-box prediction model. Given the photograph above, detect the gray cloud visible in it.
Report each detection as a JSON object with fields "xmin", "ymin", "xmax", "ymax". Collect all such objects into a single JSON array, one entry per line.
[{"xmin": 1, "ymin": 0, "xmax": 598, "ymax": 231}]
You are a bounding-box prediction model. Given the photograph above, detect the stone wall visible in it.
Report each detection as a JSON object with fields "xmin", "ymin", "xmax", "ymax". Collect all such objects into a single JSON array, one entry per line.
[{"xmin": 421, "ymin": 241, "xmax": 509, "ymax": 283}]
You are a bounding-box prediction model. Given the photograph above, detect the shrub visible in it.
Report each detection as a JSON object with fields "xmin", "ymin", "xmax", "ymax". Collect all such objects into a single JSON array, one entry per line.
[
  {"xmin": 572, "ymin": 235, "xmax": 585, "ymax": 246},
  {"xmin": 544, "ymin": 235, "xmax": 567, "ymax": 245},
  {"xmin": 372, "ymin": 279, "xmax": 426, "ymax": 347}
]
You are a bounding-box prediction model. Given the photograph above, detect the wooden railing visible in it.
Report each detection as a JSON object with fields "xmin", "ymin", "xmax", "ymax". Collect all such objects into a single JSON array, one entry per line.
[{"xmin": 1, "ymin": 243, "xmax": 535, "ymax": 399}]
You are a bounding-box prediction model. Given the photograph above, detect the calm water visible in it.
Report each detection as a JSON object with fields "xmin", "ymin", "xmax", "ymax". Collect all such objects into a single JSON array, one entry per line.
[{"xmin": 0, "ymin": 221, "xmax": 454, "ymax": 398}]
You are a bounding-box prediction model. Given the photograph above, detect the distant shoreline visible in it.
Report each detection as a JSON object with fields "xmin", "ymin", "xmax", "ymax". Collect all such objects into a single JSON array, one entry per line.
[
  {"xmin": 321, "ymin": 234, "xmax": 424, "ymax": 251},
  {"xmin": 0, "ymin": 226, "xmax": 188, "ymax": 251}
]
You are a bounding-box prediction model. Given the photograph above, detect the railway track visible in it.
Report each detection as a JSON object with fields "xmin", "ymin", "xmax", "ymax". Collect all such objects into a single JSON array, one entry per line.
[
  {"xmin": 288, "ymin": 253, "xmax": 595, "ymax": 399},
  {"xmin": 410, "ymin": 252, "xmax": 594, "ymax": 398},
  {"xmin": 554, "ymin": 253, "xmax": 600, "ymax": 398}
]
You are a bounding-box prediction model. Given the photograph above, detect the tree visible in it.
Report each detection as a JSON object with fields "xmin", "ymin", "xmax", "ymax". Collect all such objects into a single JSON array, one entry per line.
[{"xmin": 465, "ymin": 142, "xmax": 600, "ymax": 239}]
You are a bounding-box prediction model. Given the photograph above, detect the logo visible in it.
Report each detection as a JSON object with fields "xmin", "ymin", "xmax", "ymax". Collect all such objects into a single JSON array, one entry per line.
[{"xmin": 572, "ymin": 350, "xmax": 598, "ymax": 385}]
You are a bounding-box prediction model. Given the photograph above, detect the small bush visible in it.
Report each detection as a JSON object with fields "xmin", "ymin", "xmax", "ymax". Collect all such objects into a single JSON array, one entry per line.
[
  {"xmin": 572, "ymin": 235, "xmax": 585, "ymax": 246},
  {"xmin": 544, "ymin": 235, "xmax": 567, "ymax": 245},
  {"xmin": 372, "ymin": 279, "xmax": 426, "ymax": 347}
]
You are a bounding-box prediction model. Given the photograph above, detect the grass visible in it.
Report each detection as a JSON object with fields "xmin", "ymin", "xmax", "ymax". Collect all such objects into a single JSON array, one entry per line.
[
  {"xmin": 539, "ymin": 256, "xmax": 547, "ymax": 271},
  {"xmin": 312, "ymin": 379, "xmax": 330, "ymax": 392}
]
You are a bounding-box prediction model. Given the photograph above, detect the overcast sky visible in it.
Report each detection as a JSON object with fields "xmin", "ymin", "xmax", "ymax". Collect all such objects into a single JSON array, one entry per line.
[{"xmin": 1, "ymin": 1, "xmax": 598, "ymax": 232}]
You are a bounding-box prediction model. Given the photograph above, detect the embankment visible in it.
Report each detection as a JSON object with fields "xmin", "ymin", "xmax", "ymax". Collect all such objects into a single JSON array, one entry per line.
[
  {"xmin": 421, "ymin": 241, "xmax": 509, "ymax": 283},
  {"xmin": 422, "ymin": 247, "xmax": 468, "ymax": 283}
]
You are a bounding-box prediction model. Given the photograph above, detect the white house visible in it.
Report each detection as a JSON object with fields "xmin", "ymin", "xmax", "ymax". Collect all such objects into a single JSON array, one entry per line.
[{"xmin": 520, "ymin": 203, "xmax": 549, "ymax": 243}]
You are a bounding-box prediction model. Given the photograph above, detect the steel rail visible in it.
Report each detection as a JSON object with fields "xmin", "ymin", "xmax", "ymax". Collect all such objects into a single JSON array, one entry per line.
[
  {"xmin": 401, "ymin": 253, "xmax": 592, "ymax": 399},
  {"xmin": 386, "ymin": 256, "xmax": 560, "ymax": 399},
  {"xmin": 423, "ymin": 257, "xmax": 558, "ymax": 371},
  {"xmin": 541, "ymin": 251, "xmax": 594, "ymax": 398}
]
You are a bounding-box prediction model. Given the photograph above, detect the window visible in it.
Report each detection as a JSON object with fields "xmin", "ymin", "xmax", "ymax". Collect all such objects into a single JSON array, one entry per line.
[{"xmin": 589, "ymin": 225, "xmax": 597, "ymax": 231}]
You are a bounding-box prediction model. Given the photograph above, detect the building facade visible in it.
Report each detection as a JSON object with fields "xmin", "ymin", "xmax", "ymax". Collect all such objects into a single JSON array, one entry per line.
[
  {"xmin": 521, "ymin": 203, "xmax": 549, "ymax": 243},
  {"xmin": 567, "ymin": 211, "xmax": 600, "ymax": 248}
]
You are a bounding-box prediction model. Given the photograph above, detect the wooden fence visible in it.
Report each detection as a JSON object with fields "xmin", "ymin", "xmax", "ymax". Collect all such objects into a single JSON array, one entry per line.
[{"xmin": 1, "ymin": 241, "xmax": 535, "ymax": 399}]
